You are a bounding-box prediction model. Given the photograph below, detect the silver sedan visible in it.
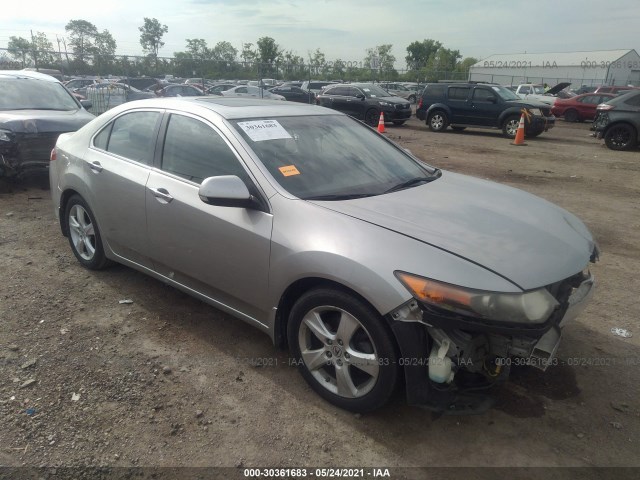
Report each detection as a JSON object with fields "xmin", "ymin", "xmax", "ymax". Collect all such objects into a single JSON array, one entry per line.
[
  {"xmin": 50, "ymin": 97, "xmax": 597, "ymax": 413},
  {"xmin": 220, "ymin": 85, "xmax": 286, "ymax": 100}
]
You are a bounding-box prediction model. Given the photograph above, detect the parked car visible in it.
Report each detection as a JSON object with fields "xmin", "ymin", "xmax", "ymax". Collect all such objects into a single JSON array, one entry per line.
[
  {"xmin": 316, "ymin": 83, "xmax": 412, "ymax": 126},
  {"xmin": 592, "ymin": 90, "xmax": 640, "ymax": 150},
  {"xmin": 0, "ymin": 70, "xmax": 94, "ymax": 178},
  {"xmin": 551, "ymin": 93, "xmax": 616, "ymax": 122},
  {"xmin": 116, "ymin": 77, "xmax": 159, "ymax": 91},
  {"xmin": 85, "ymin": 83, "xmax": 157, "ymax": 115},
  {"xmin": 206, "ymin": 83, "xmax": 237, "ymax": 95},
  {"xmin": 593, "ymin": 85, "xmax": 640, "ymax": 95},
  {"xmin": 220, "ymin": 85, "xmax": 285, "ymax": 100},
  {"xmin": 64, "ymin": 78, "xmax": 101, "ymax": 92},
  {"xmin": 513, "ymin": 83, "xmax": 571, "ymax": 105},
  {"xmin": 378, "ymin": 82, "xmax": 418, "ymax": 103},
  {"xmin": 300, "ymin": 80, "xmax": 335, "ymax": 95},
  {"xmin": 156, "ymin": 84, "xmax": 205, "ymax": 97},
  {"xmin": 49, "ymin": 97, "xmax": 598, "ymax": 413},
  {"xmin": 416, "ymin": 82, "xmax": 556, "ymax": 138},
  {"xmin": 268, "ymin": 85, "xmax": 315, "ymax": 103}
]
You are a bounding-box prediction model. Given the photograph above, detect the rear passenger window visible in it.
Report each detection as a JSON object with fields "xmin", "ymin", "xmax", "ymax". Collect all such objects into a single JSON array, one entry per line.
[
  {"xmin": 161, "ymin": 114, "xmax": 248, "ymax": 184},
  {"xmin": 100, "ymin": 111, "xmax": 160, "ymax": 164},
  {"xmin": 424, "ymin": 85, "xmax": 446, "ymax": 99},
  {"xmin": 448, "ymin": 87, "xmax": 470, "ymax": 100}
]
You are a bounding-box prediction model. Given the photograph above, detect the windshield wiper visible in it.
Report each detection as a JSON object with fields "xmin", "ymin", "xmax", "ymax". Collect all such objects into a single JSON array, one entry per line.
[
  {"xmin": 383, "ymin": 174, "xmax": 439, "ymax": 194},
  {"xmin": 304, "ymin": 193, "xmax": 376, "ymax": 201}
]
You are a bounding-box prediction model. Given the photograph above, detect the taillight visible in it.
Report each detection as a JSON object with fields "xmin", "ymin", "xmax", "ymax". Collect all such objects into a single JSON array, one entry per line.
[
  {"xmin": 417, "ymin": 98, "xmax": 423, "ymax": 109},
  {"xmin": 50, "ymin": 148, "xmax": 57, "ymax": 161}
]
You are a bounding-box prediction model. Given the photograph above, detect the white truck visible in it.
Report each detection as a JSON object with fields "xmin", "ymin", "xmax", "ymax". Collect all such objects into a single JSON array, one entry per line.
[{"xmin": 514, "ymin": 82, "xmax": 571, "ymax": 105}]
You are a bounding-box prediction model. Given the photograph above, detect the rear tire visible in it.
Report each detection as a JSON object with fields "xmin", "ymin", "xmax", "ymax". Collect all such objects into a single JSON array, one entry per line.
[
  {"xmin": 427, "ymin": 111, "xmax": 448, "ymax": 132},
  {"xmin": 564, "ymin": 109, "xmax": 579, "ymax": 122},
  {"xmin": 604, "ymin": 124, "xmax": 637, "ymax": 151},
  {"xmin": 65, "ymin": 195, "xmax": 111, "ymax": 270}
]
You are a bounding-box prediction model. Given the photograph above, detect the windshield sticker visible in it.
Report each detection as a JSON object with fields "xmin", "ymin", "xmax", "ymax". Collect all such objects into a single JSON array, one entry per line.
[
  {"xmin": 278, "ymin": 165, "xmax": 300, "ymax": 177},
  {"xmin": 237, "ymin": 120, "xmax": 292, "ymax": 142}
]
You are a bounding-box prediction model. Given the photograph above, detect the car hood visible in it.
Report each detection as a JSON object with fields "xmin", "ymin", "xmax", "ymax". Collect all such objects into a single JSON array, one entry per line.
[
  {"xmin": 375, "ymin": 95, "xmax": 409, "ymax": 105},
  {"xmin": 505, "ymin": 98, "xmax": 554, "ymax": 109},
  {"xmin": 546, "ymin": 82, "xmax": 572, "ymax": 95},
  {"xmin": 311, "ymin": 172, "xmax": 595, "ymax": 290},
  {"xmin": 0, "ymin": 109, "xmax": 94, "ymax": 133}
]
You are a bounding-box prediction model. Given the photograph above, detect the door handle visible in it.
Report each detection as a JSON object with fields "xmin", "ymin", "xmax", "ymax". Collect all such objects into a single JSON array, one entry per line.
[
  {"xmin": 149, "ymin": 187, "xmax": 174, "ymax": 204},
  {"xmin": 88, "ymin": 161, "xmax": 103, "ymax": 173}
]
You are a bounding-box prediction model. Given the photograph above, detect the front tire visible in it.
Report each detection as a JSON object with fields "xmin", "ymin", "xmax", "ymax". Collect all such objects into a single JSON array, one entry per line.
[
  {"xmin": 287, "ymin": 288, "xmax": 398, "ymax": 412},
  {"xmin": 364, "ymin": 109, "xmax": 380, "ymax": 127},
  {"xmin": 427, "ymin": 111, "xmax": 448, "ymax": 132},
  {"xmin": 65, "ymin": 195, "xmax": 110, "ymax": 270},
  {"xmin": 502, "ymin": 115, "xmax": 521, "ymax": 138},
  {"xmin": 604, "ymin": 124, "xmax": 637, "ymax": 151}
]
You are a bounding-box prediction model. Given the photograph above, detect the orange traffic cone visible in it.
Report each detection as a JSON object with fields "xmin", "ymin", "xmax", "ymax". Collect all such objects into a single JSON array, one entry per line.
[
  {"xmin": 511, "ymin": 114, "xmax": 527, "ymax": 146},
  {"xmin": 377, "ymin": 112, "xmax": 386, "ymax": 133}
]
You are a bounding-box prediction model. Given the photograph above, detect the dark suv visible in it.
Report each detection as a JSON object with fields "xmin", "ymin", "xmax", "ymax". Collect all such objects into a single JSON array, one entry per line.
[
  {"xmin": 416, "ymin": 83, "xmax": 556, "ymax": 138},
  {"xmin": 592, "ymin": 90, "xmax": 640, "ymax": 150},
  {"xmin": 316, "ymin": 83, "xmax": 412, "ymax": 126}
]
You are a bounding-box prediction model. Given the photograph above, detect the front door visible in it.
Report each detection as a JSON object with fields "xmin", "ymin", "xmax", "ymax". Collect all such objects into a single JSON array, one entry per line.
[{"xmin": 145, "ymin": 112, "xmax": 273, "ymax": 322}]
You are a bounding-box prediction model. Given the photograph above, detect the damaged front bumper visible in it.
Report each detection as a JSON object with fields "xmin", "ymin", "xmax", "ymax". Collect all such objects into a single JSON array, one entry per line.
[
  {"xmin": 0, "ymin": 131, "xmax": 59, "ymax": 178},
  {"xmin": 387, "ymin": 271, "xmax": 596, "ymax": 414}
]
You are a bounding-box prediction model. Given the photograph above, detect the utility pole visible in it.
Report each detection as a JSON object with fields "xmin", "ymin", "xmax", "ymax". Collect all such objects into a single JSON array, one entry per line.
[{"xmin": 30, "ymin": 30, "xmax": 39, "ymax": 69}]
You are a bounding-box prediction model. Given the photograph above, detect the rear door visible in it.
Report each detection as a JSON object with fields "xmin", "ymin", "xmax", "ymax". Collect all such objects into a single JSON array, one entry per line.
[
  {"xmin": 447, "ymin": 86, "xmax": 472, "ymax": 123},
  {"xmin": 81, "ymin": 109, "xmax": 162, "ymax": 268}
]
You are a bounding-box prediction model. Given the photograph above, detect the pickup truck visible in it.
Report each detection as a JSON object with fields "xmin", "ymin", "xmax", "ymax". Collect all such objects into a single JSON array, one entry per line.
[{"xmin": 514, "ymin": 83, "xmax": 571, "ymax": 105}]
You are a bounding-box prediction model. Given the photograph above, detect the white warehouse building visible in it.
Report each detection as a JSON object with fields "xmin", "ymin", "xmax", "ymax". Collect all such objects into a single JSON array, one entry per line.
[{"xmin": 468, "ymin": 49, "xmax": 640, "ymax": 88}]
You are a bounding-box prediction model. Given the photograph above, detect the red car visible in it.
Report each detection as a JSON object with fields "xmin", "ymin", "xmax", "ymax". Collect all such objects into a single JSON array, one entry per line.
[{"xmin": 552, "ymin": 93, "xmax": 616, "ymax": 122}]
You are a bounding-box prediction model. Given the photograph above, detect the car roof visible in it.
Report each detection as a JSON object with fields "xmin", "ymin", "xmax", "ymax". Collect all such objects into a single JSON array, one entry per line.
[
  {"xmin": 0, "ymin": 70, "xmax": 61, "ymax": 82},
  {"xmin": 119, "ymin": 97, "xmax": 338, "ymax": 120}
]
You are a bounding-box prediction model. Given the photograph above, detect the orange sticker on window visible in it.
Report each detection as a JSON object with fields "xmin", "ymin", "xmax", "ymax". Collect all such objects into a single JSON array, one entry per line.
[{"xmin": 278, "ymin": 165, "xmax": 300, "ymax": 176}]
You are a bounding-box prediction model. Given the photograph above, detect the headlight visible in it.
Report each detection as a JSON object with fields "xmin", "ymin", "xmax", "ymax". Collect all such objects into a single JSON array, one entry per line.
[
  {"xmin": 378, "ymin": 101, "xmax": 392, "ymax": 107},
  {"xmin": 529, "ymin": 108, "xmax": 542, "ymax": 116},
  {"xmin": 395, "ymin": 272, "xmax": 559, "ymax": 324},
  {"xmin": 0, "ymin": 129, "xmax": 13, "ymax": 142}
]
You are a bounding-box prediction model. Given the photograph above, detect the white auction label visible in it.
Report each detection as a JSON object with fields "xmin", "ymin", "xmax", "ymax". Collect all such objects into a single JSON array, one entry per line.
[{"xmin": 237, "ymin": 120, "xmax": 292, "ymax": 142}]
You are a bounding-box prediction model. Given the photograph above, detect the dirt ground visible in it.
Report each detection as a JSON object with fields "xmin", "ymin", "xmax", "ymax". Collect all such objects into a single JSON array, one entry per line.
[{"xmin": 1, "ymin": 117, "xmax": 639, "ymax": 477}]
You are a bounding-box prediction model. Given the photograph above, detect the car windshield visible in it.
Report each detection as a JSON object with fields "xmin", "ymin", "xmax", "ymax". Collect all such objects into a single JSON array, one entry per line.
[
  {"xmin": 231, "ymin": 115, "xmax": 438, "ymax": 200},
  {"xmin": 532, "ymin": 85, "xmax": 545, "ymax": 94},
  {"xmin": 492, "ymin": 86, "xmax": 521, "ymax": 101},
  {"xmin": 0, "ymin": 78, "xmax": 80, "ymax": 111},
  {"xmin": 359, "ymin": 85, "xmax": 393, "ymax": 98}
]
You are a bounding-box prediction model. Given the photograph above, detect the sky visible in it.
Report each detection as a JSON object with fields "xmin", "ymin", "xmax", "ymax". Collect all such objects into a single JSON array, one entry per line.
[{"xmin": 1, "ymin": 0, "xmax": 639, "ymax": 67}]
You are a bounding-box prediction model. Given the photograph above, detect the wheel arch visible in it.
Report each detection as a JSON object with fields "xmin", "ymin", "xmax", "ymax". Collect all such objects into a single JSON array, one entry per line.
[
  {"xmin": 426, "ymin": 103, "xmax": 452, "ymax": 118},
  {"xmin": 273, "ymin": 277, "xmax": 398, "ymax": 351},
  {"xmin": 603, "ymin": 120, "xmax": 638, "ymax": 138},
  {"xmin": 59, "ymin": 188, "xmax": 83, "ymax": 237}
]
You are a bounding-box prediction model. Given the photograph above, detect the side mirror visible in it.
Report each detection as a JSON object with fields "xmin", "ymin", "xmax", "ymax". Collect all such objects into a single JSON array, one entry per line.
[
  {"xmin": 80, "ymin": 99, "xmax": 92, "ymax": 110},
  {"xmin": 198, "ymin": 175, "xmax": 260, "ymax": 209},
  {"xmin": 356, "ymin": 93, "xmax": 365, "ymax": 100},
  {"xmin": 488, "ymin": 97, "xmax": 497, "ymax": 104}
]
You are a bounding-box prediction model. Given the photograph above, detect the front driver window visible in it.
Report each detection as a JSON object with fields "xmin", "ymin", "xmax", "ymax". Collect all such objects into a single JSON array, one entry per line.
[{"xmin": 161, "ymin": 114, "xmax": 249, "ymax": 184}]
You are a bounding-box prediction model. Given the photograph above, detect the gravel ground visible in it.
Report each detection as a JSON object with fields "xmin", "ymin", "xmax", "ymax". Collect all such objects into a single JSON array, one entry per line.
[{"xmin": 0, "ymin": 118, "xmax": 639, "ymax": 479}]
